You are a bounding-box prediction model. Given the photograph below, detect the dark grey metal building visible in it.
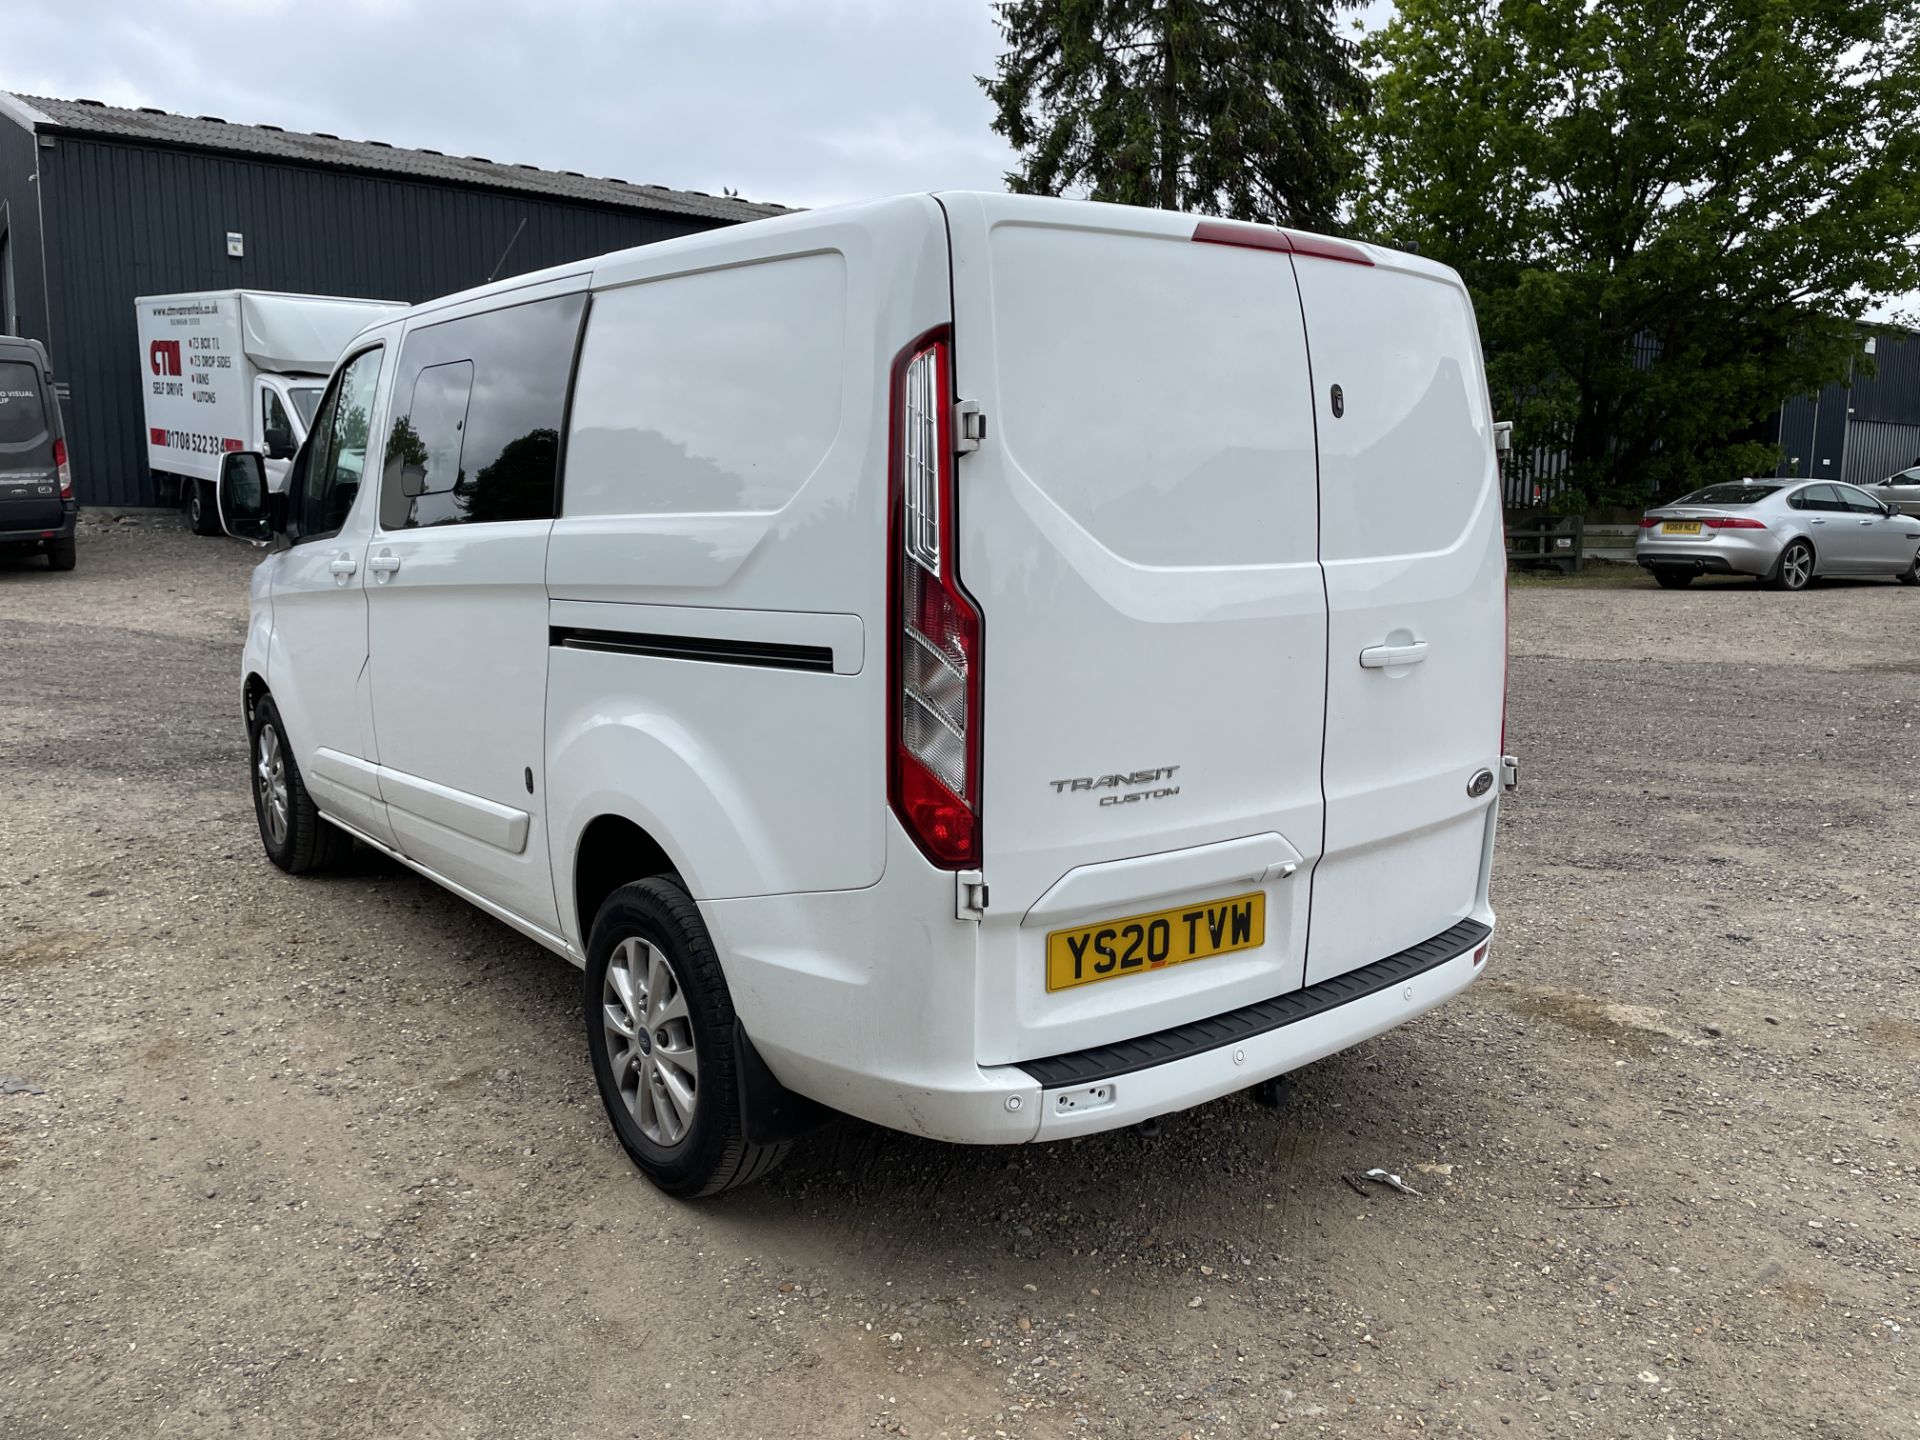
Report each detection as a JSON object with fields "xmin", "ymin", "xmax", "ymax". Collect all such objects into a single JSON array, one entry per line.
[
  {"xmin": 1772, "ymin": 326, "xmax": 1920, "ymax": 487},
  {"xmin": 0, "ymin": 92, "xmax": 786, "ymax": 507}
]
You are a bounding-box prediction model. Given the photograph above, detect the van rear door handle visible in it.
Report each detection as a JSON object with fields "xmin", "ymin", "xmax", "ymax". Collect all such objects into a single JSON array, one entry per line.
[
  {"xmin": 368, "ymin": 551, "xmax": 402, "ymax": 575},
  {"xmin": 1359, "ymin": 641, "xmax": 1428, "ymax": 669}
]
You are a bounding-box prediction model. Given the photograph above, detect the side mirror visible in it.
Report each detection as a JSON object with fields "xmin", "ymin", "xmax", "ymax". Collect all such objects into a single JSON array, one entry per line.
[
  {"xmin": 263, "ymin": 428, "xmax": 296, "ymax": 461},
  {"xmin": 217, "ymin": 451, "xmax": 274, "ymax": 543}
]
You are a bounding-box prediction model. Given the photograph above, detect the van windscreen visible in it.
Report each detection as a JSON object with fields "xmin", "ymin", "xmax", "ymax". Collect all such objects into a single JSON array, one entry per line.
[{"xmin": 0, "ymin": 361, "xmax": 48, "ymax": 445}]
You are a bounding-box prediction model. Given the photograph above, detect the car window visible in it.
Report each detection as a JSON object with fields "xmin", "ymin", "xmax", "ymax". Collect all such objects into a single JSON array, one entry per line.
[
  {"xmin": 288, "ymin": 386, "xmax": 323, "ymax": 429},
  {"xmin": 1796, "ymin": 484, "xmax": 1842, "ymax": 513},
  {"xmin": 1675, "ymin": 483, "xmax": 1779, "ymax": 506},
  {"xmin": 0, "ymin": 359, "xmax": 49, "ymax": 447},
  {"xmin": 298, "ymin": 347, "xmax": 384, "ymax": 541},
  {"xmin": 378, "ymin": 293, "xmax": 582, "ymax": 530},
  {"xmin": 263, "ymin": 388, "xmax": 293, "ymax": 441},
  {"xmin": 1835, "ymin": 484, "xmax": 1888, "ymax": 514}
]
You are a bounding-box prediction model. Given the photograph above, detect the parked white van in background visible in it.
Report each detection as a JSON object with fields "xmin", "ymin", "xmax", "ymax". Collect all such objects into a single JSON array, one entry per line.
[{"xmin": 218, "ymin": 194, "xmax": 1515, "ymax": 1196}]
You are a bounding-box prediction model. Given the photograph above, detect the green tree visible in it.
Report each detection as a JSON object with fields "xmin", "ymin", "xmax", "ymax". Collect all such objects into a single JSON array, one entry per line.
[
  {"xmin": 1353, "ymin": 0, "xmax": 1920, "ymax": 507},
  {"xmin": 981, "ymin": 0, "xmax": 1369, "ymax": 229}
]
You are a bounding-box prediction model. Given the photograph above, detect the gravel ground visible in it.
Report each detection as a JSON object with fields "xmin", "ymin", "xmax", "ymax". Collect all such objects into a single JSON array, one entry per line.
[{"xmin": 2, "ymin": 519, "xmax": 1916, "ymax": 1440}]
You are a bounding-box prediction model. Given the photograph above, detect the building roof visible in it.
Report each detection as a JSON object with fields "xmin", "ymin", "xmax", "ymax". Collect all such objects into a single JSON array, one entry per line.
[{"xmin": 0, "ymin": 92, "xmax": 789, "ymax": 225}]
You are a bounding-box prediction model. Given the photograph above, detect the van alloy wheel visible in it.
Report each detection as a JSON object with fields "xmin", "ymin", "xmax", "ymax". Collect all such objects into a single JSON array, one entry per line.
[
  {"xmin": 603, "ymin": 936, "xmax": 700, "ymax": 1146},
  {"xmin": 256, "ymin": 723, "xmax": 290, "ymax": 848}
]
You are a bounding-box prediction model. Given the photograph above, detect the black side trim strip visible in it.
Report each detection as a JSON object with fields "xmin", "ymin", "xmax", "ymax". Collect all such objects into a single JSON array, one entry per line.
[
  {"xmin": 1017, "ymin": 917, "xmax": 1492, "ymax": 1089},
  {"xmin": 550, "ymin": 625, "xmax": 835, "ymax": 673}
]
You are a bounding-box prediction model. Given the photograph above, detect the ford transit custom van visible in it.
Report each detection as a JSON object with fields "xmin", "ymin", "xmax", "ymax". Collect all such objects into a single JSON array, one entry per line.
[
  {"xmin": 0, "ymin": 335, "xmax": 76, "ymax": 570},
  {"xmin": 219, "ymin": 195, "xmax": 1516, "ymax": 1196}
]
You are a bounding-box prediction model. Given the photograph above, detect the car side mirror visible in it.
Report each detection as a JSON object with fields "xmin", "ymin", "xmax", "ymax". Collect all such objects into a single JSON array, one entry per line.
[
  {"xmin": 217, "ymin": 451, "xmax": 274, "ymax": 543},
  {"xmin": 263, "ymin": 427, "xmax": 296, "ymax": 461}
]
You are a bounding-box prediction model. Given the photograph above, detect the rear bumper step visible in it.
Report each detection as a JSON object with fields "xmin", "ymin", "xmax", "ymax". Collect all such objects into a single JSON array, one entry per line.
[{"xmin": 1017, "ymin": 917, "xmax": 1492, "ymax": 1089}]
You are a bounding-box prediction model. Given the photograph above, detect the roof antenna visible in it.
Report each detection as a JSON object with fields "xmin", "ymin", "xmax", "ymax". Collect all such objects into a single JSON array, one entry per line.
[{"xmin": 486, "ymin": 216, "xmax": 528, "ymax": 283}]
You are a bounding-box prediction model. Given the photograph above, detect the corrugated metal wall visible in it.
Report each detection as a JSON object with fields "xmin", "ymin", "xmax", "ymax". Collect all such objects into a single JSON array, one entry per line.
[
  {"xmin": 34, "ymin": 134, "xmax": 729, "ymax": 506},
  {"xmin": 1844, "ymin": 420, "xmax": 1920, "ymax": 483}
]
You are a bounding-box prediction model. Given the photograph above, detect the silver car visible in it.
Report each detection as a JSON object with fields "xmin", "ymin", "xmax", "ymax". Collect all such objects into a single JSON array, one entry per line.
[
  {"xmin": 1867, "ymin": 466, "xmax": 1920, "ymax": 518},
  {"xmin": 1636, "ymin": 479, "xmax": 1920, "ymax": 590}
]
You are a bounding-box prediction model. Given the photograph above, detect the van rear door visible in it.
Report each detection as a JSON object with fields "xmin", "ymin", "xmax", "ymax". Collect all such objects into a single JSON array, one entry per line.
[
  {"xmin": 0, "ymin": 353, "xmax": 64, "ymax": 533},
  {"xmin": 939, "ymin": 194, "xmax": 1327, "ymax": 1066},
  {"xmin": 1290, "ymin": 250, "xmax": 1505, "ymax": 985}
]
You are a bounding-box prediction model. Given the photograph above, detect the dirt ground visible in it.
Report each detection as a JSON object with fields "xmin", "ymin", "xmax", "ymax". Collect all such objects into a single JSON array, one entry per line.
[{"xmin": 2, "ymin": 518, "xmax": 1915, "ymax": 1440}]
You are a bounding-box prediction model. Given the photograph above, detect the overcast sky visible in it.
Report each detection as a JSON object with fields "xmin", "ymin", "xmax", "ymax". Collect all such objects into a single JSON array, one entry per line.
[
  {"xmin": 5, "ymin": 0, "xmax": 1904, "ymax": 321},
  {"xmin": 6, "ymin": 0, "xmax": 1393, "ymax": 209}
]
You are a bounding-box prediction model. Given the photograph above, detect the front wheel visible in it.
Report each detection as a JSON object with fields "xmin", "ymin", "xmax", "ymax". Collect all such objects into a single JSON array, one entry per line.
[
  {"xmin": 186, "ymin": 479, "xmax": 221, "ymax": 537},
  {"xmin": 1653, "ymin": 569, "xmax": 1692, "ymax": 589},
  {"xmin": 248, "ymin": 696, "xmax": 352, "ymax": 873},
  {"xmin": 584, "ymin": 877, "xmax": 790, "ymax": 1197},
  {"xmin": 1898, "ymin": 549, "xmax": 1919, "ymax": 587},
  {"xmin": 1766, "ymin": 539, "xmax": 1814, "ymax": 592}
]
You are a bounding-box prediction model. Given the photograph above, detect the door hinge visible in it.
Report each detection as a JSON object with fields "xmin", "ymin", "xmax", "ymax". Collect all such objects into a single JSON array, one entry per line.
[
  {"xmin": 956, "ymin": 870, "xmax": 988, "ymax": 921},
  {"xmin": 1501, "ymin": 754, "xmax": 1519, "ymax": 792},
  {"xmin": 955, "ymin": 400, "xmax": 987, "ymax": 455}
]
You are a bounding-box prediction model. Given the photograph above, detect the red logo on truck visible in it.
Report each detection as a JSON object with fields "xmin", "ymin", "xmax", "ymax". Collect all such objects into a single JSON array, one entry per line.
[{"xmin": 149, "ymin": 340, "xmax": 182, "ymax": 377}]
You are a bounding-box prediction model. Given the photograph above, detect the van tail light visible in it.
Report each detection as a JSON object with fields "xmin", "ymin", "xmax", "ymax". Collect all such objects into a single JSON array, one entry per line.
[
  {"xmin": 1638, "ymin": 515, "xmax": 1659, "ymax": 528},
  {"xmin": 53, "ymin": 439, "xmax": 73, "ymax": 499},
  {"xmin": 888, "ymin": 329, "xmax": 981, "ymax": 868},
  {"xmin": 1703, "ymin": 516, "xmax": 1765, "ymax": 529}
]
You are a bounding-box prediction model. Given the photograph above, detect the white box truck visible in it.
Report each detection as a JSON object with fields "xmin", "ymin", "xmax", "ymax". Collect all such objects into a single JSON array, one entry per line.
[{"xmin": 136, "ymin": 290, "xmax": 404, "ymax": 534}]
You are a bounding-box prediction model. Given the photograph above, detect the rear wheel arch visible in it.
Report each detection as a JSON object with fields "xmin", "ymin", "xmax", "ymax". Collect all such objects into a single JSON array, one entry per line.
[{"xmin": 573, "ymin": 814, "xmax": 682, "ymax": 948}]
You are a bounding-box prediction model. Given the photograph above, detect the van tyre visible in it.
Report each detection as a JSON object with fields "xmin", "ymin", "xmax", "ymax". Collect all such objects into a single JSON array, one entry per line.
[
  {"xmin": 585, "ymin": 877, "xmax": 790, "ymax": 1197},
  {"xmin": 1652, "ymin": 569, "xmax": 1691, "ymax": 589},
  {"xmin": 45, "ymin": 537, "xmax": 76, "ymax": 571},
  {"xmin": 187, "ymin": 479, "xmax": 221, "ymax": 536},
  {"xmin": 249, "ymin": 695, "xmax": 351, "ymax": 874}
]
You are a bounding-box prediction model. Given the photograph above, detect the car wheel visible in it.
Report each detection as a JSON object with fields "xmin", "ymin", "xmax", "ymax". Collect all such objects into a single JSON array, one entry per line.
[
  {"xmin": 1766, "ymin": 539, "xmax": 1814, "ymax": 592},
  {"xmin": 584, "ymin": 876, "xmax": 790, "ymax": 1198},
  {"xmin": 248, "ymin": 695, "xmax": 352, "ymax": 874},
  {"xmin": 45, "ymin": 537, "xmax": 76, "ymax": 572},
  {"xmin": 1898, "ymin": 549, "xmax": 1919, "ymax": 587},
  {"xmin": 1653, "ymin": 569, "xmax": 1692, "ymax": 589},
  {"xmin": 187, "ymin": 479, "xmax": 221, "ymax": 537}
]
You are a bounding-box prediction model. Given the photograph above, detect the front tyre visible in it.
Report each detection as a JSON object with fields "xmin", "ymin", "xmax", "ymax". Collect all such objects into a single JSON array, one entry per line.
[
  {"xmin": 248, "ymin": 696, "xmax": 352, "ymax": 873},
  {"xmin": 584, "ymin": 877, "xmax": 789, "ymax": 1197},
  {"xmin": 1898, "ymin": 549, "xmax": 1919, "ymax": 587},
  {"xmin": 187, "ymin": 479, "xmax": 221, "ymax": 537},
  {"xmin": 1766, "ymin": 539, "xmax": 1814, "ymax": 592}
]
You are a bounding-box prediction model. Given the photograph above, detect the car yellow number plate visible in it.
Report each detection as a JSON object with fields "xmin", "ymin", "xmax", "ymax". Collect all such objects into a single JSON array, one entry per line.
[
  {"xmin": 1046, "ymin": 893, "xmax": 1265, "ymax": 993},
  {"xmin": 1662, "ymin": 521, "xmax": 1702, "ymax": 535}
]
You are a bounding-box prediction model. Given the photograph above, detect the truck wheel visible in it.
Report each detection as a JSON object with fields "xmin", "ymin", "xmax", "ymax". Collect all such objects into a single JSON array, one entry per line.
[
  {"xmin": 187, "ymin": 479, "xmax": 221, "ymax": 536},
  {"xmin": 584, "ymin": 877, "xmax": 791, "ymax": 1198},
  {"xmin": 248, "ymin": 696, "xmax": 352, "ymax": 874},
  {"xmin": 45, "ymin": 537, "xmax": 76, "ymax": 571}
]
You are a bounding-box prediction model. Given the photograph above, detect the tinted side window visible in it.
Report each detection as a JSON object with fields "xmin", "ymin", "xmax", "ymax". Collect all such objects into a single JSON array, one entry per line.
[
  {"xmin": 379, "ymin": 293, "xmax": 583, "ymax": 529},
  {"xmin": 1835, "ymin": 485, "xmax": 1883, "ymax": 514},
  {"xmin": 299, "ymin": 348, "xmax": 384, "ymax": 540},
  {"xmin": 1799, "ymin": 484, "xmax": 1842, "ymax": 513}
]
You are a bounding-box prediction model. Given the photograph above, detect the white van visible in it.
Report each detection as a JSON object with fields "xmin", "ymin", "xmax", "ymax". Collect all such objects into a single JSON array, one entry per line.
[{"xmin": 217, "ymin": 194, "xmax": 1515, "ymax": 1197}]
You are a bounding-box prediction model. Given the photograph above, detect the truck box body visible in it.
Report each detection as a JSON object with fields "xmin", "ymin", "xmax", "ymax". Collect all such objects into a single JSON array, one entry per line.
[{"xmin": 136, "ymin": 290, "xmax": 404, "ymax": 491}]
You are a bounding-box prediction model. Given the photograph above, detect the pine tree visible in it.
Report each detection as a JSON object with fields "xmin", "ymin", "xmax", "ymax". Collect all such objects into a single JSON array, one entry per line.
[{"xmin": 980, "ymin": 0, "xmax": 1367, "ymax": 230}]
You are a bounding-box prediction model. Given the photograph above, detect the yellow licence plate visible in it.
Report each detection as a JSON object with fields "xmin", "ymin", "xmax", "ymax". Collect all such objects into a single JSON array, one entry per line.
[
  {"xmin": 1662, "ymin": 521, "xmax": 1702, "ymax": 535},
  {"xmin": 1046, "ymin": 893, "xmax": 1265, "ymax": 993}
]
